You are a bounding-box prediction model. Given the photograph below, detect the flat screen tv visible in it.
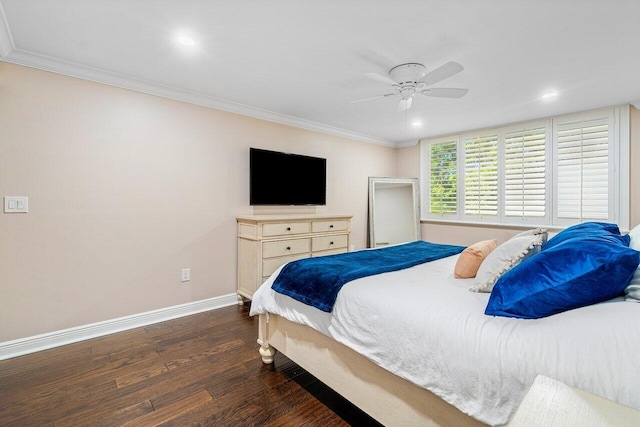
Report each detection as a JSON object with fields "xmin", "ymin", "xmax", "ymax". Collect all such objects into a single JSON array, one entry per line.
[{"xmin": 250, "ymin": 148, "xmax": 327, "ymax": 206}]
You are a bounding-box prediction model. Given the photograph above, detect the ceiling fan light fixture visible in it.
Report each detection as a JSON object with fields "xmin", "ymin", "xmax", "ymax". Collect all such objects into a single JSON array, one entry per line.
[
  {"xmin": 398, "ymin": 97, "xmax": 413, "ymax": 112},
  {"xmin": 400, "ymin": 86, "xmax": 415, "ymax": 97}
]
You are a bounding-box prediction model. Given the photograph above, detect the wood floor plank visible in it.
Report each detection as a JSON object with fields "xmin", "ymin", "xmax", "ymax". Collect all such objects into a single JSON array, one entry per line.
[
  {"xmin": 106, "ymin": 399, "xmax": 155, "ymax": 426},
  {"xmin": 47, "ymin": 361, "xmax": 216, "ymax": 426},
  {"xmin": 121, "ymin": 390, "xmax": 213, "ymax": 427},
  {"xmin": 0, "ymin": 304, "xmax": 380, "ymax": 426},
  {"xmin": 115, "ymin": 363, "xmax": 169, "ymax": 388},
  {"xmin": 265, "ymin": 399, "xmax": 350, "ymax": 427}
]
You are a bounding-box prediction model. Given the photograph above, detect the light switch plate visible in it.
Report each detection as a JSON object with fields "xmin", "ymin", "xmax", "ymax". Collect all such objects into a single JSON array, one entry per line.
[{"xmin": 4, "ymin": 196, "xmax": 28, "ymax": 213}]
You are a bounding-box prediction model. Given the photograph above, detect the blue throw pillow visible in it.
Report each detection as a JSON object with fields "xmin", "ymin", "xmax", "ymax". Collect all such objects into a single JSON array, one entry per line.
[
  {"xmin": 485, "ymin": 235, "xmax": 640, "ymax": 319},
  {"xmin": 543, "ymin": 221, "xmax": 628, "ymax": 251}
]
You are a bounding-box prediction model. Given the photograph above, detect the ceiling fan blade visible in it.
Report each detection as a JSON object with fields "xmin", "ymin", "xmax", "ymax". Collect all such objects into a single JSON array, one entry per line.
[
  {"xmin": 398, "ymin": 97, "xmax": 412, "ymax": 112},
  {"xmin": 350, "ymin": 93, "xmax": 395, "ymax": 103},
  {"xmin": 422, "ymin": 88, "xmax": 469, "ymax": 98},
  {"xmin": 419, "ymin": 62, "xmax": 464, "ymax": 86},
  {"xmin": 364, "ymin": 72, "xmax": 398, "ymax": 86}
]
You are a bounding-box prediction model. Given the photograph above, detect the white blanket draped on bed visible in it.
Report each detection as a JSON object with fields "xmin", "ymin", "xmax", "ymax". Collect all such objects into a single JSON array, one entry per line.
[{"xmin": 249, "ymin": 254, "xmax": 640, "ymax": 426}]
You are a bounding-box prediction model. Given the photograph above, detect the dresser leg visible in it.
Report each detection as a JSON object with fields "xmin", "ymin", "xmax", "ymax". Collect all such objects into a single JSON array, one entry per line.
[{"xmin": 237, "ymin": 294, "xmax": 245, "ymax": 306}]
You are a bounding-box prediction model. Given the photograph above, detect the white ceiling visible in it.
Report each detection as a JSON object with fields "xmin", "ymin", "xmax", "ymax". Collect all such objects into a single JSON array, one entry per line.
[{"xmin": 1, "ymin": 0, "xmax": 640, "ymax": 147}]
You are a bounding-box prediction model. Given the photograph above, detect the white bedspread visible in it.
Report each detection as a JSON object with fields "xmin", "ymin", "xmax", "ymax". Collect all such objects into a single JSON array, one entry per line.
[{"xmin": 249, "ymin": 254, "xmax": 640, "ymax": 426}]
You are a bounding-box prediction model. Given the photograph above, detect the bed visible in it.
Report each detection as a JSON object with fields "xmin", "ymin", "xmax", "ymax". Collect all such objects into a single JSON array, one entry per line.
[{"xmin": 249, "ymin": 224, "xmax": 640, "ymax": 426}]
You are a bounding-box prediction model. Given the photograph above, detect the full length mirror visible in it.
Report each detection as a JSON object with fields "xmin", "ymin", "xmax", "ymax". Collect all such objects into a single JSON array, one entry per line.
[{"xmin": 368, "ymin": 177, "xmax": 421, "ymax": 248}]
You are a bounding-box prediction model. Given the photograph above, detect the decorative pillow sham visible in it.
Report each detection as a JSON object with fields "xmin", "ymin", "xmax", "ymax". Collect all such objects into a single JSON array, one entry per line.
[
  {"xmin": 543, "ymin": 221, "xmax": 627, "ymax": 251},
  {"xmin": 485, "ymin": 234, "xmax": 640, "ymax": 319},
  {"xmin": 470, "ymin": 234, "xmax": 544, "ymax": 293},
  {"xmin": 454, "ymin": 239, "xmax": 498, "ymax": 279},
  {"xmin": 624, "ymin": 224, "xmax": 640, "ymax": 302}
]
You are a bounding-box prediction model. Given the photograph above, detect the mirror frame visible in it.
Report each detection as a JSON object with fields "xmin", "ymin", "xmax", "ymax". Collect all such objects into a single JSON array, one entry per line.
[{"xmin": 368, "ymin": 177, "xmax": 421, "ymax": 248}]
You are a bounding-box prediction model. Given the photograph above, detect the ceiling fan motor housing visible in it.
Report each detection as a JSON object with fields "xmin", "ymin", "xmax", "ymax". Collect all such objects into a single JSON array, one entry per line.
[
  {"xmin": 390, "ymin": 63, "xmax": 429, "ymax": 97},
  {"xmin": 389, "ymin": 63, "xmax": 426, "ymax": 85}
]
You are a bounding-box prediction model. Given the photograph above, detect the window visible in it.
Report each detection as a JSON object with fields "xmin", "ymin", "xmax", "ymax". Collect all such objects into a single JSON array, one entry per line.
[{"xmin": 421, "ymin": 105, "xmax": 629, "ymax": 228}]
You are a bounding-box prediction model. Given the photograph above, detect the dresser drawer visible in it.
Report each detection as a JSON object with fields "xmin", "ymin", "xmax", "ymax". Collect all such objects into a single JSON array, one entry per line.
[
  {"xmin": 263, "ymin": 238, "xmax": 310, "ymax": 259},
  {"xmin": 263, "ymin": 222, "xmax": 310, "ymax": 237},
  {"xmin": 262, "ymin": 254, "xmax": 308, "ymax": 278},
  {"xmin": 313, "ymin": 247, "xmax": 348, "ymax": 257},
  {"xmin": 311, "ymin": 220, "xmax": 348, "ymax": 233},
  {"xmin": 312, "ymin": 234, "xmax": 348, "ymax": 252}
]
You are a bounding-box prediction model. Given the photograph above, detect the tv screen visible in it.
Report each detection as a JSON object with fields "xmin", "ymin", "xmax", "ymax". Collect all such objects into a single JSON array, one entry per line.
[{"xmin": 250, "ymin": 148, "xmax": 327, "ymax": 205}]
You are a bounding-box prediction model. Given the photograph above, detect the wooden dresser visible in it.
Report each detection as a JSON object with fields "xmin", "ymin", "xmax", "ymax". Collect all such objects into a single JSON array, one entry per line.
[{"xmin": 236, "ymin": 214, "xmax": 352, "ymax": 303}]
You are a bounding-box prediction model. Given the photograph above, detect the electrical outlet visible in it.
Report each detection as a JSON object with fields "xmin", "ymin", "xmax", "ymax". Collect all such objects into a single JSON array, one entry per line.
[{"xmin": 181, "ymin": 268, "xmax": 191, "ymax": 282}]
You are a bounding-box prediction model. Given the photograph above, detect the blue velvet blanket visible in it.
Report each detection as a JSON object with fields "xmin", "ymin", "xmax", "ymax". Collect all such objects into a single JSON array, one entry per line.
[{"xmin": 271, "ymin": 240, "xmax": 465, "ymax": 312}]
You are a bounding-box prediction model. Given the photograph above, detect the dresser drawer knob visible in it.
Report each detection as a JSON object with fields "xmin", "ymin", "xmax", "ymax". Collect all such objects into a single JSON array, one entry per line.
[
  {"xmin": 330, "ymin": 241, "xmax": 334, "ymax": 245},
  {"xmin": 286, "ymin": 227, "xmax": 291, "ymax": 231},
  {"xmin": 286, "ymin": 246, "xmax": 291, "ymax": 250},
  {"xmin": 329, "ymin": 224, "xmax": 334, "ymax": 228}
]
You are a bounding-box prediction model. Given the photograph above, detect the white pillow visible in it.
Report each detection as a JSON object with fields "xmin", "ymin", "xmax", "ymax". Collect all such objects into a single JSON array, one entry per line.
[
  {"xmin": 624, "ymin": 224, "xmax": 640, "ymax": 302},
  {"xmin": 470, "ymin": 233, "xmax": 545, "ymax": 293},
  {"xmin": 511, "ymin": 227, "xmax": 549, "ymax": 245}
]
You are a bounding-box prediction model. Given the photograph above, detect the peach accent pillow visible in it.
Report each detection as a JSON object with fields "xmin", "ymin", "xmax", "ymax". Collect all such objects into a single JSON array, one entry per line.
[{"xmin": 454, "ymin": 239, "xmax": 499, "ymax": 279}]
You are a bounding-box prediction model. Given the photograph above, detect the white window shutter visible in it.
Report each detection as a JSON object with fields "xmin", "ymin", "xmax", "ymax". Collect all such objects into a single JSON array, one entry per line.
[
  {"xmin": 555, "ymin": 114, "xmax": 611, "ymax": 222},
  {"xmin": 464, "ymin": 135, "xmax": 498, "ymax": 217},
  {"xmin": 504, "ymin": 127, "xmax": 546, "ymax": 219}
]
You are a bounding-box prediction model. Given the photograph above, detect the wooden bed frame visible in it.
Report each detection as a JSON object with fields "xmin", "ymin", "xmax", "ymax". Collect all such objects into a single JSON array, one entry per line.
[{"xmin": 257, "ymin": 313, "xmax": 486, "ymax": 427}]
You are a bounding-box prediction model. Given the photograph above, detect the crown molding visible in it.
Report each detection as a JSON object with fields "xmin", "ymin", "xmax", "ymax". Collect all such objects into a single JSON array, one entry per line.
[
  {"xmin": 395, "ymin": 138, "xmax": 420, "ymax": 148},
  {"xmin": 631, "ymin": 101, "xmax": 640, "ymax": 110},
  {"xmin": 0, "ymin": 7, "xmax": 396, "ymax": 148}
]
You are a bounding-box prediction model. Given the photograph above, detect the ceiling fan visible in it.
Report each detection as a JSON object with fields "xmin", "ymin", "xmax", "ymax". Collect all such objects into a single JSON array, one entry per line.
[{"xmin": 352, "ymin": 62, "xmax": 468, "ymax": 111}]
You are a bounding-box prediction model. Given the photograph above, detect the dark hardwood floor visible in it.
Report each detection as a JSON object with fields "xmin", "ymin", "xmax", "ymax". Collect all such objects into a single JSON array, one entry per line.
[{"xmin": 0, "ymin": 304, "xmax": 382, "ymax": 426}]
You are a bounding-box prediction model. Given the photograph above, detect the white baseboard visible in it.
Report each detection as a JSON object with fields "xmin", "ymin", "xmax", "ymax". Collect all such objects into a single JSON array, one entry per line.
[{"xmin": 0, "ymin": 293, "xmax": 238, "ymax": 361}]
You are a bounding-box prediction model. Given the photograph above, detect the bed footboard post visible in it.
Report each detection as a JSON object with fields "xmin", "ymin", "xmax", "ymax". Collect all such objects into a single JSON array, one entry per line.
[
  {"xmin": 259, "ymin": 345, "xmax": 276, "ymax": 364},
  {"xmin": 257, "ymin": 313, "xmax": 277, "ymax": 364}
]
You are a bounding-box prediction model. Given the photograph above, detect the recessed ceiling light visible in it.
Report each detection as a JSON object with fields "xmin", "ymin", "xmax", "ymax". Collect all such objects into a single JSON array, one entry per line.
[
  {"xmin": 174, "ymin": 32, "xmax": 197, "ymax": 48},
  {"xmin": 411, "ymin": 121, "xmax": 423, "ymax": 127},
  {"xmin": 541, "ymin": 90, "xmax": 558, "ymax": 101},
  {"xmin": 178, "ymin": 37, "xmax": 195, "ymax": 46},
  {"xmin": 177, "ymin": 36, "xmax": 195, "ymax": 46}
]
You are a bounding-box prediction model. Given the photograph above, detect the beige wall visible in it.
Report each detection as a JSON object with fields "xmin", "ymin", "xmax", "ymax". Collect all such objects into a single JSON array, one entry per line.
[
  {"xmin": 0, "ymin": 62, "xmax": 396, "ymax": 342},
  {"xmin": 398, "ymin": 106, "xmax": 640, "ymax": 246}
]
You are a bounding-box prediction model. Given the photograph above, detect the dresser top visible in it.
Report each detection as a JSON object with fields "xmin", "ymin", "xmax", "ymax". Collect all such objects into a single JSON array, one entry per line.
[{"xmin": 236, "ymin": 213, "xmax": 352, "ymax": 222}]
